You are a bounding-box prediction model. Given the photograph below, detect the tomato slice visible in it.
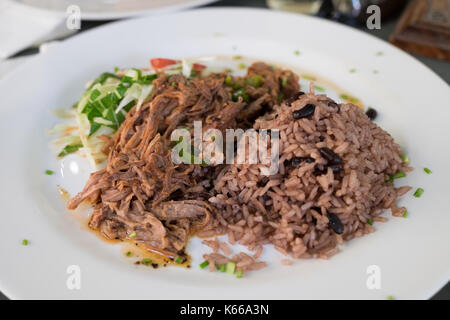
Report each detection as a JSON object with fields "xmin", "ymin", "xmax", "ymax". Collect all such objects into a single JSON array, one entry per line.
[
  {"xmin": 193, "ymin": 63, "xmax": 207, "ymax": 70},
  {"xmin": 150, "ymin": 58, "xmax": 177, "ymax": 69}
]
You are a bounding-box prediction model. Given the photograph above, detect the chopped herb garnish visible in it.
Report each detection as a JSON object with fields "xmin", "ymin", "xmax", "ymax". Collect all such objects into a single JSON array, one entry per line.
[
  {"xmin": 22, "ymin": 239, "xmax": 29, "ymax": 246},
  {"xmin": 175, "ymin": 256, "xmax": 184, "ymax": 264},
  {"xmin": 141, "ymin": 258, "xmax": 152, "ymax": 264},
  {"xmin": 236, "ymin": 269, "xmax": 243, "ymax": 278},
  {"xmin": 301, "ymin": 74, "xmax": 316, "ymax": 81},
  {"xmin": 199, "ymin": 261, "xmax": 210, "ymax": 269},
  {"xmin": 386, "ymin": 172, "xmax": 406, "ymax": 183},
  {"xmin": 376, "ymin": 51, "xmax": 383, "ymax": 56},
  {"xmin": 294, "ymin": 50, "xmax": 300, "ymax": 56},
  {"xmin": 232, "ymin": 55, "xmax": 242, "ymax": 60},
  {"xmin": 58, "ymin": 144, "xmax": 83, "ymax": 157},
  {"xmin": 225, "ymin": 75, "xmax": 233, "ymax": 86},
  {"xmin": 220, "ymin": 264, "xmax": 226, "ymax": 272},
  {"xmin": 232, "ymin": 88, "xmax": 250, "ymax": 103},
  {"xmin": 368, "ymin": 218, "xmax": 373, "ymax": 225},
  {"xmin": 401, "ymin": 153, "xmax": 410, "ymax": 164},
  {"xmin": 349, "ymin": 69, "xmax": 356, "ymax": 73},
  {"xmin": 403, "ymin": 210, "xmax": 408, "ymax": 218},
  {"xmin": 129, "ymin": 232, "xmax": 136, "ymax": 238},
  {"xmin": 226, "ymin": 262, "xmax": 236, "ymax": 274},
  {"xmin": 424, "ymin": 168, "xmax": 432, "ymax": 174},
  {"xmin": 45, "ymin": 170, "xmax": 54, "ymax": 175},
  {"xmin": 246, "ymin": 75, "xmax": 263, "ymax": 88},
  {"xmin": 387, "ymin": 295, "xmax": 395, "ymax": 300},
  {"xmin": 171, "ymin": 81, "xmax": 177, "ymax": 87},
  {"xmin": 339, "ymin": 93, "xmax": 359, "ymax": 103},
  {"xmin": 314, "ymin": 85, "xmax": 325, "ymax": 92},
  {"xmin": 114, "ymin": 67, "xmax": 119, "ymax": 73},
  {"xmin": 237, "ymin": 63, "xmax": 246, "ymax": 70},
  {"xmin": 373, "ymin": 70, "xmax": 379, "ymax": 74},
  {"xmin": 215, "ymin": 264, "xmax": 221, "ymax": 271},
  {"xmin": 413, "ymin": 188, "xmax": 424, "ymax": 198},
  {"xmin": 281, "ymin": 77, "xmax": 288, "ymax": 88},
  {"xmin": 125, "ymin": 251, "xmax": 132, "ymax": 257}
]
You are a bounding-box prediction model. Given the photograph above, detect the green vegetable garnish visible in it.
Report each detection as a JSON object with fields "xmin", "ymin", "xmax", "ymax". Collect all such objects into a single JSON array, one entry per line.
[
  {"xmin": 281, "ymin": 78, "xmax": 288, "ymax": 88},
  {"xmin": 236, "ymin": 269, "xmax": 243, "ymax": 278},
  {"xmin": 386, "ymin": 172, "xmax": 406, "ymax": 183},
  {"xmin": 246, "ymin": 75, "xmax": 263, "ymax": 88},
  {"xmin": 403, "ymin": 210, "xmax": 408, "ymax": 218},
  {"xmin": 339, "ymin": 93, "xmax": 359, "ymax": 103},
  {"xmin": 141, "ymin": 258, "xmax": 152, "ymax": 264},
  {"xmin": 237, "ymin": 63, "xmax": 246, "ymax": 70},
  {"xmin": 129, "ymin": 232, "xmax": 136, "ymax": 238},
  {"xmin": 424, "ymin": 168, "xmax": 432, "ymax": 174},
  {"xmin": 387, "ymin": 295, "xmax": 395, "ymax": 300},
  {"xmin": 175, "ymin": 256, "xmax": 184, "ymax": 264},
  {"xmin": 232, "ymin": 88, "xmax": 250, "ymax": 103},
  {"xmin": 376, "ymin": 51, "xmax": 383, "ymax": 56},
  {"xmin": 22, "ymin": 239, "xmax": 29, "ymax": 246},
  {"xmin": 220, "ymin": 264, "xmax": 226, "ymax": 272},
  {"xmin": 349, "ymin": 69, "xmax": 356, "ymax": 73},
  {"xmin": 301, "ymin": 74, "xmax": 316, "ymax": 81},
  {"xmin": 58, "ymin": 144, "xmax": 83, "ymax": 157},
  {"xmin": 199, "ymin": 261, "xmax": 210, "ymax": 269},
  {"xmin": 225, "ymin": 75, "xmax": 233, "ymax": 86},
  {"xmin": 126, "ymin": 251, "xmax": 132, "ymax": 257},
  {"xmin": 314, "ymin": 85, "xmax": 325, "ymax": 92},
  {"xmin": 45, "ymin": 170, "xmax": 54, "ymax": 175},
  {"xmin": 367, "ymin": 218, "xmax": 373, "ymax": 225},
  {"xmin": 232, "ymin": 55, "xmax": 242, "ymax": 60},
  {"xmin": 401, "ymin": 153, "xmax": 410, "ymax": 164},
  {"xmin": 226, "ymin": 262, "xmax": 236, "ymax": 274},
  {"xmin": 294, "ymin": 50, "xmax": 300, "ymax": 56},
  {"xmin": 413, "ymin": 188, "xmax": 424, "ymax": 198}
]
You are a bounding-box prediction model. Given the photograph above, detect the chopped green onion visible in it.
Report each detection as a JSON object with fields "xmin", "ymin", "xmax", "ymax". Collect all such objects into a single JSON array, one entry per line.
[
  {"xmin": 141, "ymin": 258, "xmax": 152, "ymax": 264},
  {"xmin": 236, "ymin": 269, "xmax": 243, "ymax": 278},
  {"xmin": 22, "ymin": 239, "xmax": 29, "ymax": 246},
  {"xmin": 58, "ymin": 144, "xmax": 83, "ymax": 157},
  {"xmin": 386, "ymin": 172, "xmax": 406, "ymax": 183},
  {"xmin": 225, "ymin": 75, "xmax": 233, "ymax": 86},
  {"xmin": 403, "ymin": 210, "xmax": 408, "ymax": 218},
  {"xmin": 340, "ymin": 93, "xmax": 359, "ymax": 103},
  {"xmin": 413, "ymin": 188, "xmax": 424, "ymax": 198},
  {"xmin": 301, "ymin": 74, "xmax": 316, "ymax": 81},
  {"xmin": 401, "ymin": 153, "xmax": 410, "ymax": 164},
  {"xmin": 387, "ymin": 295, "xmax": 395, "ymax": 300},
  {"xmin": 45, "ymin": 170, "xmax": 54, "ymax": 175},
  {"xmin": 125, "ymin": 251, "xmax": 132, "ymax": 257},
  {"xmin": 246, "ymin": 75, "xmax": 263, "ymax": 88},
  {"xmin": 376, "ymin": 51, "xmax": 383, "ymax": 56},
  {"xmin": 424, "ymin": 168, "xmax": 432, "ymax": 174},
  {"xmin": 171, "ymin": 82, "xmax": 177, "ymax": 87},
  {"xmin": 90, "ymin": 89, "xmax": 101, "ymax": 101},
  {"xmin": 215, "ymin": 264, "xmax": 221, "ymax": 271},
  {"xmin": 232, "ymin": 55, "xmax": 242, "ymax": 60},
  {"xmin": 226, "ymin": 262, "xmax": 236, "ymax": 274},
  {"xmin": 294, "ymin": 50, "xmax": 300, "ymax": 56},
  {"xmin": 220, "ymin": 264, "xmax": 226, "ymax": 272},
  {"xmin": 314, "ymin": 85, "xmax": 325, "ymax": 92},
  {"xmin": 237, "ymin": 63, "xmax": 246, "ymax": 70},
  {"xmin": 281, "ymin": 77, "xmax": 288, "ymax": 88},
  {"xmin": 373, "ymin": 70, "xmax": 379, "ymax": 74},
  {"xmin": 232, "ymin": 88, "xmax": 250, "ymax": 103},
  {"xmin": 175, "ymin": 256, "xmax": 184, "ymax": 264},
  {"xmin": 114, "ymin": 67, "xmax": 119, "ymax": 73},
  {"xmin": 367, "ymin": 218, "xmax": 373, "ymax": 225},
  {"xmin": 129, "ymin": 232, "xmax": 136, "ymax": 238},
  {"xmin": 349, "ymin": 69, "xmax": 356, "ymax": 73},
  {"xmin": 199, "ymin": 261, "xmax": 210, "ymax": 269}
]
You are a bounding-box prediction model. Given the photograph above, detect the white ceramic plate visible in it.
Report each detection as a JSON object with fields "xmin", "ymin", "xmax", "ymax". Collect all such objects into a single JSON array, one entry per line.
[
  {"xmin": 13, "ymin": 0, "xmax": 218, "ymax": 20},
  {"xmin": 0, "ymin": 8, "xmax": 449, "ymax": 300}
]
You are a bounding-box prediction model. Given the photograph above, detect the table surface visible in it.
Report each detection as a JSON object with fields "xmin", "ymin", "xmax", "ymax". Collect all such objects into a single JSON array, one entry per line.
[{"xmin": 1, "ymin": 0, "xmax": 448, "ymax": 300}]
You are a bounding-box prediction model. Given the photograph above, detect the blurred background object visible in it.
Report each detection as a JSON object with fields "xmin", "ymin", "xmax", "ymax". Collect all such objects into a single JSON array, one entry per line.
[
  {"xmin": 267, "ymin": 0, "xmax": 408, "ymax": 25},
  {"xmin": 390, "ymin": 0, "xmax": 450, "ymax": 61}
]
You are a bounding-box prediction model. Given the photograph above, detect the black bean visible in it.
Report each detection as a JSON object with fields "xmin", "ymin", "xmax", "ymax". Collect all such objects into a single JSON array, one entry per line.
[
  {"xmin": 328, "ymin": 163, "xmax": 343, "ymax": 174},
  {"xmin": 319, "ymin": 147, "xmax": 342, "ymax": 165},
  {"xmin": 258, "ymin": 176, "xmax": 270, "ymax": 187},
  {"xmin": 291, "ymin": 156, "xmax": 315, "ymax": 168},
  {"xmin": 311, "ymin": 206, "xmax": 322, "ymax": 214},
  {"xmin": 327, "ymin": 100, "xmax": 340, "ymax": 110},
  {"xmin": 313, "ymin": 163, "xmax": 327, "ymax": 175},
  {"xmin": 285, "ymin": 91, "xmax": 305, "ymax": 106},
  {"xmin": 328, "ymin": 213, "xmax": 344, "ymax": 234},
  {"xmin": 365, "ymin": 108, "xmax": 377, "ymax": 120},
  {"xmin": 293, "ymin": 104, "xmax": 315, "ymax": 119}
]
